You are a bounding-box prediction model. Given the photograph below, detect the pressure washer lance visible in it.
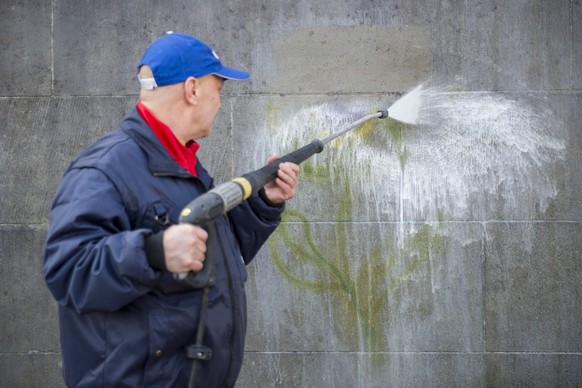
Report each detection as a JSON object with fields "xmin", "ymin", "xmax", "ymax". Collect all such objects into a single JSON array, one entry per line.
[{"xmin": 176, "ymin": 109, "xmax": 388, "ymax": 287}]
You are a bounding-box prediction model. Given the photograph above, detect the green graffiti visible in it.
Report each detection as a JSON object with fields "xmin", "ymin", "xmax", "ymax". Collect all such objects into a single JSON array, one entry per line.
[{"xmin": 270, "ymin": 205, "xmax": 446, "ymax": 351}]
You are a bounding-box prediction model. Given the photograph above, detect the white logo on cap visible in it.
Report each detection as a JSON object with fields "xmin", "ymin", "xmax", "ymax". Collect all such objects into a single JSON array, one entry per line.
[{"xmin": 212, "ymin": 50, "xmax": 220, "ymax": 59}]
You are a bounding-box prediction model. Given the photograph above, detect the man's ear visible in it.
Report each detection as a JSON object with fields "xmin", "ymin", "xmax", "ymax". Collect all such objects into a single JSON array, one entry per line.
[{"xmin": 184, "ymin": 77, "xmax": 198, "ymax": 105}]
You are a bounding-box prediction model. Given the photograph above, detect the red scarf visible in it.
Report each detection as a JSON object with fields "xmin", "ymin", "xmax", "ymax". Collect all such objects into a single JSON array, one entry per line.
[{"xmin": 137, "ymin": 101, "xmax": 200, "ymax": 176}]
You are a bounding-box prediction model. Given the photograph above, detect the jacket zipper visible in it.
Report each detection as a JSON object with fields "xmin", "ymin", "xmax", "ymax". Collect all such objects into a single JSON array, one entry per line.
[{"xmin": 220, "ymin": 222, "xmax": 238, "ymax": 386}]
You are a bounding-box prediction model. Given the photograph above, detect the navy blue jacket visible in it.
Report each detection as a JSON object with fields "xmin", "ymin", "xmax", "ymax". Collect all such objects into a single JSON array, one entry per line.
[{"xmin": 43, "ymin": 107, "xmax": 284, "ymax": 387}]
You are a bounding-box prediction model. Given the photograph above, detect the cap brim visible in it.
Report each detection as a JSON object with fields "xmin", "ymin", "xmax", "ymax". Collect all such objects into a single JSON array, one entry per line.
[{"xmin": 214, "ymin": 66, "xmax": 250, "ymax": 81}]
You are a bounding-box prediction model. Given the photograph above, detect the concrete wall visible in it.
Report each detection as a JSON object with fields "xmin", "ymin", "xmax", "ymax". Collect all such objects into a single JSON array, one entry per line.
[{"xmin": 1, "ymin": 0, "xmax": 580, "ymax": 386}]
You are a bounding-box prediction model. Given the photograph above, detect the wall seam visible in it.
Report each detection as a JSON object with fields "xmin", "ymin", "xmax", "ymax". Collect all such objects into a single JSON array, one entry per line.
[{"xmin": 50, "ymin": 0, "xmax": 55, "ymax": 97}]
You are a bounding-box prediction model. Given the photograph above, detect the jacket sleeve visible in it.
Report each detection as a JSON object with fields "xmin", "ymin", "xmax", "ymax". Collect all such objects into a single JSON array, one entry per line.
[
  {"xmin": 227, "ymin": 190, "xmax": 285, "ymax": 264},
  {"xmin": 43, "ymin": 167, "xmax": 161, "ymax": 314}
]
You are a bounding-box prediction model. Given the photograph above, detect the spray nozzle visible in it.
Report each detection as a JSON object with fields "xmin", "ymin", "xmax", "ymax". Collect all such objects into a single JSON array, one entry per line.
[{"xmin": 377, "ymin": 109, "xmax": 389, "ymax": 119}]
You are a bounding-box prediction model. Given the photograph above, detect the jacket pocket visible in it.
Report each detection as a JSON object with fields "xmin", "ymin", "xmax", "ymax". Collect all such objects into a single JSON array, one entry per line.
[{"xmin": 143, "ymin": 296, "xmax": 201, "ymax": 386}]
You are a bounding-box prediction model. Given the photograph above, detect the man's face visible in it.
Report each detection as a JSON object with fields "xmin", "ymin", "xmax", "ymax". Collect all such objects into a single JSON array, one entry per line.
[{"xmin": 193, "ymin": 75, "xmax": 224, "ymax": 139}]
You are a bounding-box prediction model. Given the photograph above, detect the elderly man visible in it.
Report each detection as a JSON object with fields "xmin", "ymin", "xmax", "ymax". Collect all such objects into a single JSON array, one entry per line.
[{"xmin": 43, "ymin": 32, "xmax": 300, "ymax": 388}]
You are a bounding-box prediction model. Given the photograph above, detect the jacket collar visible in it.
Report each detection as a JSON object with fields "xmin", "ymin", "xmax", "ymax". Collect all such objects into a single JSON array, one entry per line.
[{"xmin": 120, "ymin": 107, "xmax": 214, "ymax": 190}]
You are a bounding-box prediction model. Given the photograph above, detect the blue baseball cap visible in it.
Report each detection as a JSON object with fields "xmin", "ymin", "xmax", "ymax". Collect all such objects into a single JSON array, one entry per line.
[{"xmin": 137, "ymin": 32, "xmax": 250, "ymax": 89}]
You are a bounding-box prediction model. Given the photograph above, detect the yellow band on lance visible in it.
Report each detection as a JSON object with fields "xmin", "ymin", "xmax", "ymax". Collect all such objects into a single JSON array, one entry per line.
[{"xmin": 231, "ymin": 177, "xmax": 252, "ymax": 200}]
